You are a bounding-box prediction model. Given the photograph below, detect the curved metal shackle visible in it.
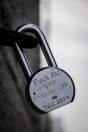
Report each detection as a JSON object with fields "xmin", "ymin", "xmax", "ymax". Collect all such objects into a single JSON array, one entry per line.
[{"xmin": 13, "ymin": 24, "xmax": 58, "ymax": 82}]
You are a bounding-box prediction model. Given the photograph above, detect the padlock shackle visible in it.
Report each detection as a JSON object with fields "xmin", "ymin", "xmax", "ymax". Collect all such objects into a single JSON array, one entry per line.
[
  {"xmin": 17, "ymin": 24, "xmax": 58, "ymax": 67},
  {"xmin": 13, "ymin": 42, "xmax": 33, "ymax": 82},
  {"xmin": 14, "ymin": 24, "xmax": 58, "ymax": 82}
]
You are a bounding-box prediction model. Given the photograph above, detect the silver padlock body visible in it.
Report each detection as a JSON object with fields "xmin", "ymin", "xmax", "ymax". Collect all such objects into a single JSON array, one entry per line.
[{"xmin": 26, "ymin": 67, "xmax": 75, "ymax": 114}]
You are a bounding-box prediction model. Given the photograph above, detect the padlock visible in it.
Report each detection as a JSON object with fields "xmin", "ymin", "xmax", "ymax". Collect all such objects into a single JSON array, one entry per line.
[{"xmin": 13, "ymin": 24, "xmax": 75, "ymax": 114}]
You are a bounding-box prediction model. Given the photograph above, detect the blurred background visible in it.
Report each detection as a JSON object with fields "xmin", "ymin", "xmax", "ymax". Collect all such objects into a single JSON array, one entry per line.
[
  {"xmin": 0, "ymin": 0, "xmax": 88, "ymax": 132},
  {"xmin": 40, "ymin": 0, "xmax": 88, "ymax": 132}
]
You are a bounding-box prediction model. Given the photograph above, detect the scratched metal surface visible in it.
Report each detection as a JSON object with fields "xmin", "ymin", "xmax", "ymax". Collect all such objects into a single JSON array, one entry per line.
[{"xmin": 29, "ymin": 67, "xmax": 75, "ymax": 112}]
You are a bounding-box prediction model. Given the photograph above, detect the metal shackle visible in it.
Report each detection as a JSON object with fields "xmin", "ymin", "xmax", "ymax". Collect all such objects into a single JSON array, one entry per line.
[{"xmin": 14, "ymin": 24, "xmax": 58, "ymax": 82}]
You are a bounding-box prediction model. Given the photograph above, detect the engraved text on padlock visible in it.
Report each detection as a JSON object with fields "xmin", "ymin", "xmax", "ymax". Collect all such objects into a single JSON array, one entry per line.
[{"xmin": 26, "ymin": 67, "xmax": 75, "ymax": 114}]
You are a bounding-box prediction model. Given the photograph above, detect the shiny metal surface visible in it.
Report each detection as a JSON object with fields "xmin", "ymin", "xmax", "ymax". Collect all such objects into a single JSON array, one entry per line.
[
  {"xmin": 14, "ymin": 24, "xmax": 58, "ymax": 82},
  {"xmin": 13, "ymin": 24, "xmax": 75, "ymax": 114},
  {"xmin": 17, "ymin": 24, "xmax": 58, "ymax": 67},
  {"xmin": 13, "ymin": 43, "xmax": 33, "ymax": 82},
  {"xmin": 29, "ymin": 67, "xmax": 75, "ymax": 113}
]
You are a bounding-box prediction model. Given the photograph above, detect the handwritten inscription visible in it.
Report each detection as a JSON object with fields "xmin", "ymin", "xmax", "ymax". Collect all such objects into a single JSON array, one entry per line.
[
  {"xmin": 58, "ymin": 82, "xmax": 68, "ymax": 90},
  {"xmin": 43, "ymin": 95, "xmax": 69, "ymax": 110},
  {"xmin": 33, "ymin": 71, "xmax": 60, "ymax": 85},
  {"xmin": 30, "ymin": 68, "xmax": 74, "ymax": 112},
  {"xmin": 44, "ymin": 80, "xmax": 55, "ymax": 89},
  {"xmin": 49, "ymin": 71, "xmax": 60, "ymax": 78},
  {"xmin": 33, "ymin": 81, "xmax": 69, "ymax": 101},
  {"xmin": 38, "ymin": 87, "xmax": 56, "ymax": 99}
]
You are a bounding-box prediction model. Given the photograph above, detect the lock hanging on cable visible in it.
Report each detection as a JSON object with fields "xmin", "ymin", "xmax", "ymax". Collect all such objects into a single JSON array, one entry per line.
[{"xmin": 13, "ymin": 24, "xmax": 75, "ymax": 114}]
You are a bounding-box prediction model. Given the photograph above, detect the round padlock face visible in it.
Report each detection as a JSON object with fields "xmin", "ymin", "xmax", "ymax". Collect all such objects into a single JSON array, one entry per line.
[{"xmin": 26, "ymin": 67, "xmax": 75, "ymax": 114}]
